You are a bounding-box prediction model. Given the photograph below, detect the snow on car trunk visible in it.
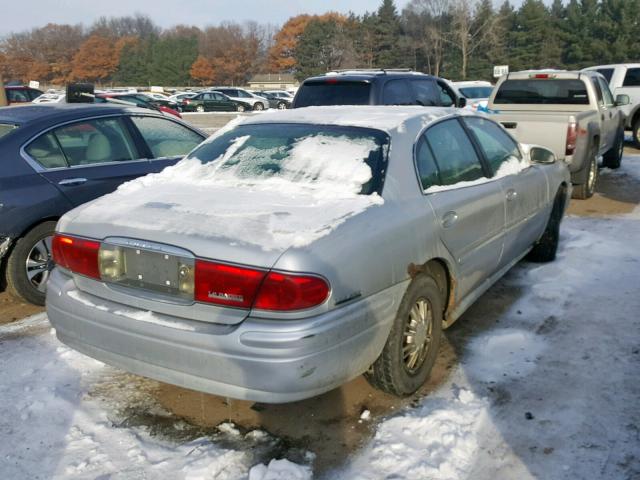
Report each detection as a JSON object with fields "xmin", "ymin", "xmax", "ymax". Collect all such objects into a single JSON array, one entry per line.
[{"xmin": 60, "ymin": 125, "xmax": 386, "ymax": 259}]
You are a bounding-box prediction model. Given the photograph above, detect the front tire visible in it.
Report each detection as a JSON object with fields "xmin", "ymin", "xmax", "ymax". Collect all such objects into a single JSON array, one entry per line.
[
  {"xmin": 236, "ymin": 104, "xmax": 246, "ymax": 112},
  {"xmin": 633, "ymin": 117, "xmax": 640, "ymax": 148},
  {"xmin": 602, "ymin": 127, "xmax": 624, "ymax": 169},
  {"xmin": 196, "ymin": 105, "xmax": 205, "ymax": 113},
  {"xmin": 5, "ymin": 221, "xmax": 57, "ymax": 306},
  {"xmin": 528, "ymin": 188, "xmax": 565, "ymax": 262},
  {"xmin": 365, "ymin": 274, "xmax": 443, "ymax": 396},
  {"xmin": 572, "ymin": 146, "xmax": 598, "ymax": 200},
  {"xmin": 277, "ymin": 102, "xmax": 287, "ymax": 110}
]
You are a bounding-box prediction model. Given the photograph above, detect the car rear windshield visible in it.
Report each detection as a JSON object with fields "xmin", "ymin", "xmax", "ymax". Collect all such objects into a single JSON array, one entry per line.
[
  {"xmin": 0, "ymin": 123, "xmax": 18, "ymax": 139},
  {"xmin": 294, "ymin": 81, "xmax": 371, "ymax": 107},
  {"xmin": 459, "ymin": 86, "xmax": 493, "ymax": 99},
  {"xmin": 187, "ymin": 123, "xmax": 389, "ymax": 195},
  {"xmin": 493, "ymin": 79, "xmax": 589, "ymax": 104}
]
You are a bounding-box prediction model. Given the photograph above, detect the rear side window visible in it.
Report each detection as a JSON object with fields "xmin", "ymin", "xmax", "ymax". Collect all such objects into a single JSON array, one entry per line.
[
  {"xmin": 423, "ymin": 119, "xmax": 485, "ymax": 186},
  {"xmin": 0, "ymin": 123, "xmax": 18, "ymax": 139},
  {"xmin": 382, "ymin": 79, "xmax": 414, "ymax": 105},
  {"xmin": 7, "ymin": 89, "xmax": 30, "ymax": 103},
  {"xmin": 25, "ymin": 132, "xmax": 67, "ymax": 169},
  {"xmin": 458, "ymin": 86, "xmax": 494, "ymax": 99},
  {"xmin": 131, "ymin": 116, "xmax": 203, "ymax": 158},
  {"xmin": 52, "ymin": 118, "xmax": 138, "ymax": 166},
  {"xmin": 623, "ymin": 68, "xmax": 640, "ymax": 87},
  {"xmin": 464, "ymin": 117, "xmax": 522, "ymax": 175},
  {"xmin": 415, "ymin": 137, "xmax": 440, "ymax": 189},
  {"xmin": 294, "ymin": 81, "xmax": 371, "ymax": 107},
  {"xmin": 595, "ymin": 68, "xmax": 614, "ymax": 84},
  {"xmin": 494, "ymin": 79, "xmax": 589, "ymax": 104},
  {"xmin": 410, "ymin": 79, "xmax": 439, "ymax": 106}
]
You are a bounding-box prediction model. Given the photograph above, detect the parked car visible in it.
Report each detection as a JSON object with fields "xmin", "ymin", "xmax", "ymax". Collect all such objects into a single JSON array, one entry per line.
[
  {"xmin": 181, "ymin": 91, "xmax": 251, "ymax": 112},
  {"xmin": 96, "ymin": 93, "xmax": 182, "ymax": 119},
  {"xmin": 210, "ymin": 87, "xmax": 269, "ymax": 110},
  {"xmin": 292, "ymin": 69, "xmax": 466, "ymax": 109},
  {"xmin": 450, "ymin": 80, "xmax": 494, "ymax": 110},
  {"xmin": 168, "ymin": 92, "xmax": 197, "ymax": 106},
  {"xmin": 32, "ymin": 92, "xmax": 66, "ymax": 104},
  {"xmin": 254, "ymin": 91, "xmax": 291, "ymax": 109},
  {"xmin": 46, "ymin": 106, "xmax": 570, "ymax": 403},
  {"xmin": 5, "ymin": 86, "xmax": 44, "ymax": 104},
  {"xmin": 582, "ymin": 63, "xmax": 640, "ymax": 146},
  {"xmin": 0, "ymin": 103, "xmax": 206, "ymax": 305},
  {"xmin": 486, "ymin": 70, "xmax": 629, "ymax": 199},
  {"xmin": 265, "ymin": 90, "xmax": 294, "ymax": 99}
]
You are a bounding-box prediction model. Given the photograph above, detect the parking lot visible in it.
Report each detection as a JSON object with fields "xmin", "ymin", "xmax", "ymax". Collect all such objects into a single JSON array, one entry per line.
[{"xmin": 1, "ymin": 113, "xmax": 639, "ymax": 479}]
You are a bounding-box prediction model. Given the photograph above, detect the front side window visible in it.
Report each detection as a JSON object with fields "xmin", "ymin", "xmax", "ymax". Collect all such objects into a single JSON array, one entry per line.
[
  {"xmin": 237, "ymin": 90, "xmax": 252, "ymax": 98},
  {"xmin": 622, "ymin": 68, "xmax": 640, "ymax": 87},
  {"xmin": 464, "ymin": 117, "xmax": 522, "ymax": 175},
  {"xmin": 8, "ymin": 89, "xmax": 30, "ymax": 102},
  {"xmin": 410, "ymin": 79, "xmax": 439, "ymax": 106},
  {"xmin": 424, "ymin": 119, "xmax": 485, "ymax": 185},
  {"xmin": 436, "ymin": 82, "xmax": 455, "ymax": 107},
  {"xmin": 598, "ymin": 77, "xmax": 614, "ymax": 106},
  {"xmin": 132, "ymin": 116, "xmax": 203, "ymax": 158},
  {"xmin": 25, "ymin": 132, "xmax": 67, "ymax": 169},
  {"xmin": 382, "ymin": 79, "xmax": 414, "ymax": 105},
  {"xmin": 52, "ymin": 118, "xmax": 138, "ymax": 166},
  {"xmin": 595, "ymin": 68, "xmax": 614, "ymax": 84},
  {"xmin": 187, "ymin": 124, "xmax": 390, "ymax": 195}
]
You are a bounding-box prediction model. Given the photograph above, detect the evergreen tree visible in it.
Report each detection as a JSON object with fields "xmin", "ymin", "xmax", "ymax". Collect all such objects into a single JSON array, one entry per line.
[
  {"xmin": 373, "ymin": 0, "xmax": 406, "ymax": 68},
  {"xmin": 510, "ymin": 0, "xmax": 563, "ymax": 71}
]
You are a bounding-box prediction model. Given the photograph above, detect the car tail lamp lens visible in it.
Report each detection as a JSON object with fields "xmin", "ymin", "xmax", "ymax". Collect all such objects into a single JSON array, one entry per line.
[
  {"xmin": 566, "ymin": 121, "xmax": 578, "ymax": 155},
  {"xmin": 253, "ymin": 272, "xmax": 329, "ymax": 311},
  {"xmin": 194, "ymin": 260, "xmax": 266, "ymax": 308},
  {"xmin": 52, "ymin": 234, "xmax": 100, "ymax": 279}
]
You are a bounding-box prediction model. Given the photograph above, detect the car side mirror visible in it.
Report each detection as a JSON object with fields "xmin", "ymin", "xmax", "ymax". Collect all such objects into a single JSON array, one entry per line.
[
  {"xmin": 456, "ymin": 97, "xmax": 467, "ymax": 108},
  {"xmin": 615, "ymin": 94, "xmax": 630, "ymax": 106},
  {"xmin": 529, "ymin": 145, "xmax": 556, "ymax": 164}
]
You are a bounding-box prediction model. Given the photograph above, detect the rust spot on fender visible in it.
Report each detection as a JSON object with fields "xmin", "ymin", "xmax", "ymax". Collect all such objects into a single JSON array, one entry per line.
[{"xmin": 407, "ymin": 262, "xmax": 424, "ymax": 278}]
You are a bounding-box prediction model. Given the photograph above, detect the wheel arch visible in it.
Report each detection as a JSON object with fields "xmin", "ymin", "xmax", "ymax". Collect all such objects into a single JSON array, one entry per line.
[{"xmin": 408, "ymin": 257, "xmax": 456, "ymax": 328}]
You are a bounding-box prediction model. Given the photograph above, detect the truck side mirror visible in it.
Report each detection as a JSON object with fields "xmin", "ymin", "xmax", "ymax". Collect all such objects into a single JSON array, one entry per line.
[
  {"xmin": 615, "ymin": 94, "xmax": 630, "ymax": 106},
  {"xmin": 457, "ymin": 97, "xmax": 467, "ymax": 108}
]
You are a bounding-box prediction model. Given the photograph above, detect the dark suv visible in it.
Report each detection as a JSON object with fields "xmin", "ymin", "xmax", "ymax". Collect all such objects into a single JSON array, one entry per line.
[
  {"xmin": 5, "ymin": 86, "xmax": 45, "ymax": 104},
  {"xmin": 292, "ymin": 70, "xmax": 465, "ymax": 109}
]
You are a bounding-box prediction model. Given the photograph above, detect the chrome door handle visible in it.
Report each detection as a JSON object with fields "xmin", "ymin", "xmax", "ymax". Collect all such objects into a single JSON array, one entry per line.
[
  {"xmin": 58, "ymin": 178, "xmax": 87, "ymax": 186},
  {"xmin": 506, "ymin": 189, "xmax": 518, "ymax": 201},
  {"xmin": 441, "ymin": 211, "xmax": 458, "ymax": 228}
]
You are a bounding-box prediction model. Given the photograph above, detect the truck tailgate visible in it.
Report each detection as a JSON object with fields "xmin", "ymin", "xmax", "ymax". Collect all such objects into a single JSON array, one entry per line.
[{"xmin": 485, "ymin": 111, "xmax": 572, "ymax": 159}]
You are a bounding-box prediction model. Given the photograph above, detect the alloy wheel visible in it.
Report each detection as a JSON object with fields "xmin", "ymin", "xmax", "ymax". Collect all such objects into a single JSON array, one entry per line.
[{"xmin": 25, "ymin": 236, "xmax": 53, "ymax": 293}]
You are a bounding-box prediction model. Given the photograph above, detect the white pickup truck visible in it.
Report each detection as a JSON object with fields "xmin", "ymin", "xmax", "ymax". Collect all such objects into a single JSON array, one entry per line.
[
  {"xmin": 485, "ymin": 70, "xmax": 629, "ymax": 199},
  {"xmin": 583, "ymin": 63, "xmax": 640, "ymax": 147}
]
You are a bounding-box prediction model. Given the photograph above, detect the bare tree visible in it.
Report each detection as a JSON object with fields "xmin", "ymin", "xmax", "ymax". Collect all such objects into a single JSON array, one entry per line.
[{"xmin": 403, "ymin": 0, "xmax": 451, "ymax": 76}]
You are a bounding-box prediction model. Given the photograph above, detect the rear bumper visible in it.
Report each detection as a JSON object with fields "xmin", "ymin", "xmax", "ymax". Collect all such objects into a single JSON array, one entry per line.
[
  {"xmin": 46, "ymin": 268, "xmax": 402, "ymax": 403},
  {"xmin": 0, "ymin": 236, "xmax": 12, "ymax": 260}
]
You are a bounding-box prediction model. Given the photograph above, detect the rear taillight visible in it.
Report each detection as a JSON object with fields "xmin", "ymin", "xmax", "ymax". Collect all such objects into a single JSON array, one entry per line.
[
  {"xmin": 254, "ymin": 272, "xmax": 330, "ymax": 311},
  {"xmin": 194, "ymin": 260, "xmax": 330, "ymax": 311},
  {"xmin": 566, "ymin": 121, "xmax": 578, "ymax": 155},
  {"xmin": 52, "ymin": 234, "xmax": 100, "ymax": 279},
  {"xmin": 194, "ymin": 260, "xmax": 266, "ymax": 308},
  {"xmin": 183, "ymin": 99, "xmax": 190, "ymax": 104}
]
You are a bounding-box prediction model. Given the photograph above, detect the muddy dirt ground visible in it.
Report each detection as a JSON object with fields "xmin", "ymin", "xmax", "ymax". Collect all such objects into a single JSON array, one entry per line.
[{"xmin": 1, "ymin": 113, "xmax": 638, "ymax": 473}]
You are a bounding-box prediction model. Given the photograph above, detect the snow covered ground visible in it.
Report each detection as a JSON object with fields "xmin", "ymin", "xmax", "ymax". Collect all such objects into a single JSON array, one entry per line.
[{"xmin": 1, "ymin": 156, "xmax": 640, "ymax": 479}]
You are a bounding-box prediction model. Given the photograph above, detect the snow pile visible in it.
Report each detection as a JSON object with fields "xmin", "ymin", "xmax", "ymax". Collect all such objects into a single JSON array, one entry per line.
[
  {"xmin": 339, "ymin": 388, "xmax": 489, "ymax": 479},
  {"xmin": 249, "ymin": 459, "xmax": 312, "ymax": 480},
  {"xmin": 73, "ymin": 131, "xmax": 383, "ymax": 251}
]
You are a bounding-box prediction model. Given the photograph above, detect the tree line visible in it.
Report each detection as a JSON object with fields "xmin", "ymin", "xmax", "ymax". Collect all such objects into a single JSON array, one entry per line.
[{"xmin": 0, "ymin": 0, "xmax": 638, "ymax": 87}]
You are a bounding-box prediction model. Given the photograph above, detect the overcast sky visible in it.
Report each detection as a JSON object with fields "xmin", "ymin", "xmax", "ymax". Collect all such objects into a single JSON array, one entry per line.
[{"xmin": 1, "ymin": 0, "xmax": 416, "ymax": 35}]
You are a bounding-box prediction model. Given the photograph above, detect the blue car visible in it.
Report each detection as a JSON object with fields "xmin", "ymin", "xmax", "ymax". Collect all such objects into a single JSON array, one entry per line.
[{"xmin": 0, "ymin": 104, "xmax": 206, "ymax": 305}]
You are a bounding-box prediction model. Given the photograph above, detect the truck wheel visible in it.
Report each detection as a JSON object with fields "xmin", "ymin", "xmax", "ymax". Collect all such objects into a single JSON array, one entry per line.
[
  {"xmin": 633, "ymin": 117, "xmax": 640, "ymax": 148},
  {"xmin": 528, "ymin": 188, "xmax": 565, "ymax": 262},
  {"xmin": 572, "ymin": 148, "xmax": 598, "ymax": 200},
  {"xmin": 5, "ymin": 221, "xmax": 57, "ymax": 306},
  {"xmin": 365, "ymin": 274, "xmax": 443, "ymax": 396},
  {"xmin": 602, "ymin": 127, "xmax": 624, "ymax": 169}
]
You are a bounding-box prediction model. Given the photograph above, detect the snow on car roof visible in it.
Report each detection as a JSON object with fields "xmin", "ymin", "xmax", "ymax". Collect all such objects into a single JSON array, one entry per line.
[{"xmin": 241, "ymin": 105, "xmax": 459, "ymax": 133}]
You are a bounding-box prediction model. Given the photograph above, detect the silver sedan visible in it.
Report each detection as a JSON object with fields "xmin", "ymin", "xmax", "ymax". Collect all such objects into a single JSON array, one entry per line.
[{"xmin": 46, "ymin": 106, "xmax": 571, "ymax": 403}]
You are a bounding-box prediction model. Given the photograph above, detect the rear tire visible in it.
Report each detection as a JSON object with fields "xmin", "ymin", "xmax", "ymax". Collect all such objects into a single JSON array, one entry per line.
[
  {"xmin": 5, "ymin": 221, "xmax": 57, "ymax": 306},
  {"xmin": 602, "ymin": 127, "xmax": 624, "ymax": 169},
  {"xmin": 236, "ymin": 104, "xmax": 246, "ymax": 112},
  {"xmin": 253, "ymin": 102, "xmax": 264, "ymax": 111},
  {"xmin": 528, "ymin": 188, "xmax": 565, "ymax": 262},
  {"xmin": 365, "ymin": 274, "xmax": 443, "ymax": 397},
  {"xmin": 633, "ymin": 117, "xmax": 640, "ymax": 149},
  {"xmin": 196, "ymin": 105, "xmax": 204, "ymax": 113},
  {"xmin": 572, "ymin": 146, "xmax": 598, "ymax": 200},
  {"xmin": 277, "ymin": 102, "xmax": 287, "ymax": 110}
]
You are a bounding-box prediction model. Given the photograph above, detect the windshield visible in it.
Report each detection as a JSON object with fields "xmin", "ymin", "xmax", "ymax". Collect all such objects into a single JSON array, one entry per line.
[
  {"xmin": 494, "ymin": 79, "xmax": 589, "ymax": 105},
  {"xmin": 459, "ymin": 86, "xmax": 493, "ymax": 99},
  {"xmin": 0, "ymin": 123, "xmax": 18, "ymax": 139},
  {"xmin": 294, "ymin": 81, "xmax": 371, "ymax": 107},
  {"xmin": 187, "ymin": 123, "xmax": 389, "ymax": 195}
]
